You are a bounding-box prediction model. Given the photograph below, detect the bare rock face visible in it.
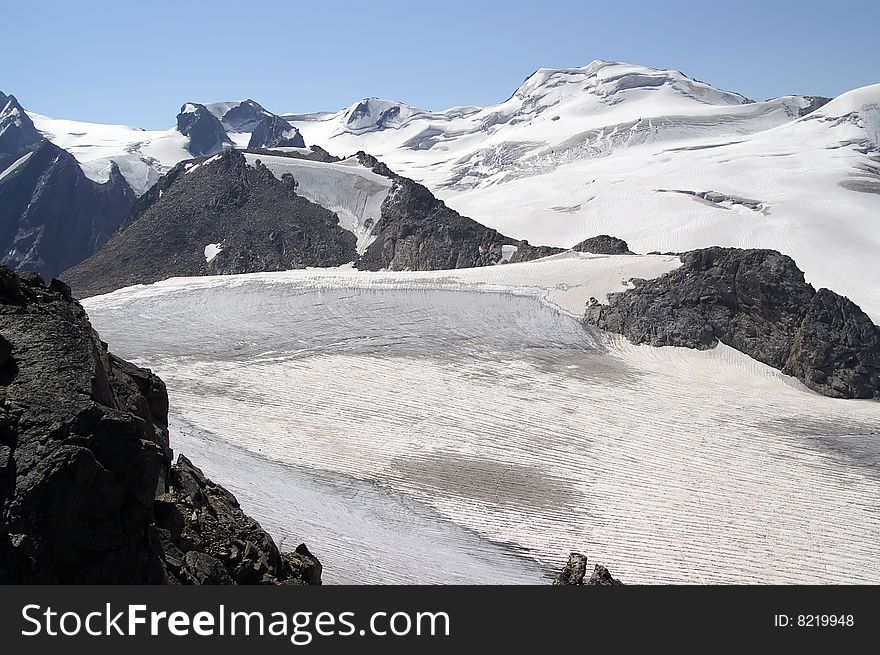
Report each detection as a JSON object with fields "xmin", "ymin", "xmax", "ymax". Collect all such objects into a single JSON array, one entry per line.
[
  {"xmin": 0, "ymin": 94, "xmax": 135, "ymax": 279},
  {"xmin": 553, "ymin": 553, "xmax": 623, "ymax": 585},
  {"xmin": 354, "ymin": 151, "xmax": 520, "ymax": 271},
  {"xmin": 586, "ymin": 247, "xmax": 880, "ymax": 399},
  {"xmin": 63, "ymin": 149, "xmax": 358, "ymax": 298},
  {"xmin": 572, "ymin": 235, "xmax": 633, "ymax": 255},
  {"xmin": 0, "ymin": 267, "xmax": 170, "ymax": 583},
  {"xmin": 508, "ymin": 242, "xmax": 566, "ymax": 263},
  {"xmin": 247, "ymin": 114, "xmax": 305, "ymax": 149},
  {"xmin": 0, "ymin": 267, "xmax": 320, "ymax": 584},
  {"xmin": 176, "ymin": 103, "xmax": 232, "ymax": 157}
]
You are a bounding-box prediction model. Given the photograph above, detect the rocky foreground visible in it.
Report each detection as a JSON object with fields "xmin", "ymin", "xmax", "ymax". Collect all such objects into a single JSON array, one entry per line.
[
  {"xmin": 0, "ymin": 266, "xmax": 320, "ymax": 584},
  {"xmin": 586, "ymin": 247, "xmax": 880, "ymax": 399}
]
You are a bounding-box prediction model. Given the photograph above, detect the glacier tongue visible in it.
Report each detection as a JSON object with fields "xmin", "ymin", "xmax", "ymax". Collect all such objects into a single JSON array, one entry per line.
[{"xmin": 83, "ymin": 262, "xmax": 880, "ymax": 585}]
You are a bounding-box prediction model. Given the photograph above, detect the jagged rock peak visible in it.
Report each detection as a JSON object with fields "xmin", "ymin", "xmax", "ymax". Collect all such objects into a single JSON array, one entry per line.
[
  {"xmin": 0, "ymin": 94, "xmax": 43, "ymax": 160},
  {"xmin": 248, "ymin": 113, "xmax": 305, "ymax": 149},
  {"xmin": 176, "ymin": 102, "xmax": 232, "ymax": 157}
]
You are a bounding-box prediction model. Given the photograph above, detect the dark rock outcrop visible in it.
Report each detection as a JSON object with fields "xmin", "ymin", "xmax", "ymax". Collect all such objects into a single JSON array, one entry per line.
[
  {"xmin": 217, "ymin": 99, "xmax": 267, "ymax": 133},
  {"xmin": 354, "ymin": 152, "xmax": 521, "ymax": 271},
  {"xmin": 0, "ymin": 266, "xmax": 320, "ymax": 584},
  {"xmin": 508, "ymin": 241, "xmax": 566, "ymax": 263},
  {"xmin": 63, "ymin": 149, "xmax": 358, "ymax": 298},
  {"xmin": 0, "ymin": 94, "xmax": 135, "ymax": 279},
  {"xmin": 586, "ymin": 247, "xmax": 880, "ymax": 399},
  {"xmin": 553, "ymin": 553, "xmax": 623, "ymax": 585},
  {"xmin": 797, "ymin": 96, "xmax": 832, "ymax": 117},
  {"xmin": 248, "ymin": 114, "xmax": 306, "ymax": 149},
  {"xmin": 205, "ymin": 99, "xmax": 305, "ymax": 149},
  {"xmin": 176, "ymin": 103, "xmax": 232, "ymax": 157},
  {"xmin": 64, "ymin": 147, "xmax": 564, "ymax": 293},
  {"xmin": 0, "ymin": 94, "xmax": 43, "ymax": 170},
  {"xmin": 572, "ymin": 234, "xmax": 633, "ymax": 255}
]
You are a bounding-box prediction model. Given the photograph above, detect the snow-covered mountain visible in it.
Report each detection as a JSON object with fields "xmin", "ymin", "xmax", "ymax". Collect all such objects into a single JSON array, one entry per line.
[
  {"xmin": 0, "ymin": 93, "xmax": 134, "ymax": 278},
  {"xmin": 18, "ymin": 59, "xmax": 880, "ymax": 317},
  {"xmin": 283, "ymin": 61, "xmax": 880, "ymax": 320},
  {"xmin": 28, "ymin": 99, "xmax": 304, "ymax": 194},
  {"xmin": 283, "ymin": 60, "xmax": 824, "ymax": 190}
]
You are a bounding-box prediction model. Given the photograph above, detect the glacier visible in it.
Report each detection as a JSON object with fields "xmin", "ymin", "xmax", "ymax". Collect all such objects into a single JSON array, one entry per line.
[{"xmin": 83, "ymin": 256, "xmax": 880, "ymax": 584}]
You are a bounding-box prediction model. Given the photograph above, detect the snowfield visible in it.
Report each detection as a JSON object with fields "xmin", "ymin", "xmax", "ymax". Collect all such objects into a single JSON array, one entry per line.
[
  {"xmin": 27, "ymin": 112, "xmax": 190, "ymax": 194},
  {"xmin": 244, "ymin": 153, "xmax": 393, "ymax": 253},
  {"xmin": 26, "ymin": 60, "xmax": 879, "ymax": 317},
  {"xmin": 83, "ymin": 256, "xmax": 880, "ymax": 584},
  {"xmin": 284, "ymin": 66, "xmax": 880, "ymax": 320}
]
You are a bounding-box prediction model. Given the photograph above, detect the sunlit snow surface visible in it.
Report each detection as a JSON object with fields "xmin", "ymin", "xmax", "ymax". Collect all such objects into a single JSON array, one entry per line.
[{"xmin": 84, "ymin": 257, "xmax": 880, "ymax": 584}]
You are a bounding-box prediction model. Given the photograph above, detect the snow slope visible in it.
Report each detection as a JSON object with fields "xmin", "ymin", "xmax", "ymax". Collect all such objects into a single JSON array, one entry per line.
[
  {"xmin": 84, "ymin": 257, "xmax": 880, "ymax": 584},
  {"xmin": 27, "ymin": 113, "xmax": 189, "ymax": 194},
  {"xmin": 284, "ymin": 67, "xmax": 880, "ymax": 319},
  {"xmin": 24, "ymin": 61, "xmax": 879, "ymax": 318},
  {"xmin": 244, "ymin": 153, "xmax": 393, "ymax": 253},
  {"xmin": 283, "ymin": 60, "xmax": 815, "ymax": 192}
]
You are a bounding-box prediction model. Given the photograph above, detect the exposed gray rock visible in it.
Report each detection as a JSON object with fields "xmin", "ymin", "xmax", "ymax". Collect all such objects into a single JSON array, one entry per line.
[
  {"xmin": 0, "ymin": 265, "xmax": 171, "ymax": 583},
  {"xmin": 354, "ymin": 151, "xmax": 522, "ymax": 271},
  {"xmin": 572, "ymin": 235, "xmax": 633, "ymax": 255},
  {"xmin": 553, "ymin": 553, "xmax": 623, "ymax": 585},
  {"xmin": 588, "ymin": 565, "xmax": 623, "ymax": 586},
  {"xmin": 657, "ymin": 188, "xmax": 764, "ymax": 211},
  {"xmin": 63, "ymin": 149, "xmax": 358, "ymax": 298},
  {"xmin": 508, "ymin": 242, "xmax": 566, "ymax": 263},
  {"xmin": 586, "ymin": 247, "xmax": 880, "ymax": 399},
  {"xmin": 176, "ymin": 103, "xmax": 232, "ymax": 157},
  {"xmin": 797, "ymin": 96, "xmax": 832, "ymax": 117},
  {"xmin": 217, "ymin": 99, "xmax": 268, "ymax": 133},
  {"xmin": 0, "ymin": 95, "xmax": 135, "ymax": 279},
  {"xmin": 248, "ymin": 114, "xmax": 305, "ymax": 149},
  {"xmin": 64, "ymin": 147, "xmax": 562, "ymax": 292},
  {"xmin": 0, "ymin": 94, "xmax": 42, "ymax": 170},
  {"xmin": 0, "ymin": 267, "xmax": 321, "ymax": 584},
  {"xmin": 245, "ymin": 144, "xmax": 340, "ymax": 164}
]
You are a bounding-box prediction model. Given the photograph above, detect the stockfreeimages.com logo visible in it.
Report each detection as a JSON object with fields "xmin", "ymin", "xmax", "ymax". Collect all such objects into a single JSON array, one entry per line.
[{"xmin": 22, "ymin": 604, "xmax": 450, "ymax": 645}]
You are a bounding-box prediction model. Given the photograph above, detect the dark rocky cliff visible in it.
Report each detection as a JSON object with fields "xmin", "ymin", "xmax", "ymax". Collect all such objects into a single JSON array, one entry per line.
[
  {"xmin": 354, "ymin": 152, "xmax": 525, "ymax": 271},
  {"xmin": 176, "ymin": 103, "xmax": 232, "ymax": 157},
  {"xmin": 0, "ymin": 267, "xmax": 320, "ymax": 583},
  {"xmin": 64, "ymin": 150, "xmax": 557, "ymax": 296},
  {"xmin": 586, "ymin": 247, "xmax": 880, "ymax": 399},
  {"xmin": 0, "ymin": 94, "xmax": 135, "ymax": 279},
  {"xmin": 248, "ymin": 114, "xmax": 306, "ymax": 149}
]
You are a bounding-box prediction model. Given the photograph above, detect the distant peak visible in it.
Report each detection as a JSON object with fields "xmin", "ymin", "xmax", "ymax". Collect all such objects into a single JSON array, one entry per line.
[
  {"xmin": 341, "ymin": 98, "xmax": 422, "ymax": 134},
  {"xmin": 512, "ymin": 60, "xmax": 748, "ymax": 107}
]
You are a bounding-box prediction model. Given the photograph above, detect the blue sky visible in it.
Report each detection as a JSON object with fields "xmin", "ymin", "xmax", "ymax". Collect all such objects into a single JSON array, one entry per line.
[{"xmin": 4, "ymin": 0, "xmax": 878, "ymax": 128}]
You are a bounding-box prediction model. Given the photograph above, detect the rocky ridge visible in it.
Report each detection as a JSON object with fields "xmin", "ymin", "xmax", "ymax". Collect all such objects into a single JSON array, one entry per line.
[
  {"xmin": 0, "ymin": 266, "xmax": 320, "ymax": 584},
  {"xmin": 63, "ymin": 149, "xmax": 358, "ymax": 298},
  {"xmin": 586, "ymin": 247, "xmax": 880, "ymax": 399},
  {"xmin": 0, "ymin": 94, "xmax": 135, "ymax": 279},
  {"xmin": 354, "ymin": 151, "xmax": 527, "ymax": 271}
]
